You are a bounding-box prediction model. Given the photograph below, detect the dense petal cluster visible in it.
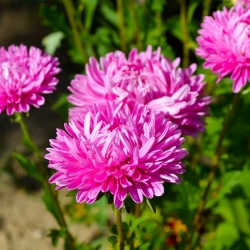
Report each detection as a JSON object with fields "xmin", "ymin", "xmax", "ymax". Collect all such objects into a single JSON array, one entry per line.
[
  {"xmin": 0, "ymin": 44, "xmax": 60, "ymax": 115},
  {"xmin": 234, "ymin": 0, "xmax": 250, "ymax": 7},
  {"xmin": 45, "ymin": 102, "xmax": 187, "ymax": 209},
  {"xmin": 196, "ymin": 4, "xmax": 250, "ymax": 93},
  {"xmin": 68, "ymin": 46, "xmax": 210, "ymax": 136}
]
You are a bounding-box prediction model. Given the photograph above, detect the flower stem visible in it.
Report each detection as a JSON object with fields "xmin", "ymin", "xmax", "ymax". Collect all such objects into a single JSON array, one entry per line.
[
  {"xmin": 14, "ymin": 113, "xmax": 76, "ymax": 250},
  {"xmin": 128, "ymin": 0, "xmax": 142, "ymax": 50},
  {"xmin": 62, "ymin": 0, "xmax": 88, "ymax": 63},
  {"xmin": 186, "ymin": 92, "xmax": 242, "ymax": 250},
  {"xmin": 202, "ymin": 0, "xmax": 211, "ymax": 20},
  {"xmin": 179, "ymin": 0, "xmax": 189, "ymax": 68},
  {"xmin": 116, "ymin": 0, "xmax": 127, "ymax": 53},
  {"xmin": 135, "ymin": 203, "xmax": 140, "ymax": 218},
  {"xmin": 116, "ymin": 209, "xmax": 125, "ymax": 250}
]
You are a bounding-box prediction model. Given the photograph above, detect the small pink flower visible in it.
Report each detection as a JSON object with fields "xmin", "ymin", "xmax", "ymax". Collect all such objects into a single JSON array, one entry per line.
[
  {"xmin": 0, "ymin": 44, "xmax": 60, "ymax": 115},
  {"xmin": 45, "ymin": 102, "xmax": 187, "ymax": 209},
  {"xmin": 68, "ymin": 46, "xmax": 210, "ymax": 137},
  {"xmin": 196, "ymin": 4, "xmax": 250, "ymax": 93}
]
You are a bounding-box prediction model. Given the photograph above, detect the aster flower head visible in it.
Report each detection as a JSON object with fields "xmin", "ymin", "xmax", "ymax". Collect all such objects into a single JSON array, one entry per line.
[
  {"xmin": 0, "ymin": 44, "xmax": 60, "ymax": 115},
  {"xmin": 45, "ymin": 102, "xmax": 188, "ymax": 209},
  {"xmin": 232, "ymin": 0, "xmax": 250, "ymax": 7},
  {"xmin": 196, "ymin": 4, "xmax": 250, "ymax": 93},
  {"xmin": 68, "ymin": 46, "xmax": 210, "ymax": 137}
]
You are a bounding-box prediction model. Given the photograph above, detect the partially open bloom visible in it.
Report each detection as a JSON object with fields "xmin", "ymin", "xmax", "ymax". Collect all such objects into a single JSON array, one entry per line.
[
  {"xmin": 68, "ymin": 46, "xmax": 210, "ymax": 137},
  {"xmin": 196, "ymin": 4, "xmax": 250, "ymax": 93},
  {"xmin": 45, "ymin": 102, "xmax": 187, "ymax": 209},
  {"xmin": 0, "ymin": 44, "xmax": 60, "ymax": 115}
]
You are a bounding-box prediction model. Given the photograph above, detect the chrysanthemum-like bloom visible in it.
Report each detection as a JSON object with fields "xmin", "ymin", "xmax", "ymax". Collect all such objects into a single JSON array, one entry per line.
[
  {"xmin": 196, "ymin": 4, "xmax": 250, "ymax": 93},
  {"xmin": 45, "ymin": 102, "xmax": 187, "ymax": 209},
  {"xmin": 233, "ymin": 0, "xmax": 250, "ymax": 7},
  {"xmin": 68, "ymin": 46, "xmax": 210, "ymax": 137},
  {"xmin": 0, "ymin": 44, "xmax": 60, "ymax": 115}
]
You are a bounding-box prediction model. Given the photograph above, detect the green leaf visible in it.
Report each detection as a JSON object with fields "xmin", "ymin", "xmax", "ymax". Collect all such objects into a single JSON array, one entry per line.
[
  {"xmin": 66, "ymin": 190, "xmax": 77, "ymax": 197},
  {"xmin": 51, "ymin": 93, "xmax": 72, "ymax": 121},
  {"xmin": 146, "ymin": 198, "xmax": 156, "ymax": 214},
  {"xmin": 12, "ymin": 153, "xmax": 42, "ymax": 181},
  {"xmin": 239, "ymin": 163, "xmax": 250, "ymax": 198},
  {"xmin": 124, "ymin": 203, "xmax": 131, "ymax": 214},
  {"xmin": 206, "ymin": 171, "xmax": 241, "ymax": 208},
  {"xmin": 215, "ymin": 222, "xmax": 240, "ymax": 249},
  {"xmin": 48, "ymin": 229, "xmax": 63, "ymax": 246},
  {"xmin": 108, "ymin": 235, "xmax": 118, "ymax": 249},
  {"xmin": 230, "ymin": 198, "xmax": 250, "ymax": 247},
  {"xmin": 137, "ymin": 242, "xmax": 151, "ymax": 250},
  {"xmin": 166, "ymin": 15, "xmax": 183, "ymax": 42},
  {"xmin": 100, "ymin": 1, "xmax": 118, "ymax": 27},
  {"xmin": 42, "ymin": 185, "xmax": 62, "ymax": 226},
  {"xmin": 22, "ymin": 133, "xmax": 38, "ymax": 153},
  {"xmin": 84, "ymin": 0, "xmax": 99, "ymax": 32},
  {"xmin": 130, "ymin": 216, "xmax": 149, "ymax": 233},
  {"xmin": 42, "ymin": 31, "xmax": 64, "ymax": 55},
  {"xmin": 187, "ymin": 2, "xmax": 199, "ymax": 24}
]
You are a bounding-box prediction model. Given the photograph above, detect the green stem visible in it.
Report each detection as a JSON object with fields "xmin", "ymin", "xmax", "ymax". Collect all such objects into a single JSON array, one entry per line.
[
  {"xmin": 62, "ymin": 0, "xmax": 88, "ymax": 63},
  {"xmin": 15, "ymin": 113, "xmax": 76, "ymax": 250},
  {"xmin": 179, "ymin": 0, "xmax": 189, "ymax": 68},
  {"xmin": 74, "ymin": 1, "xmax": 97, "ymax": 58},
  {"xmin": 116, "ymin": 209, "xmax": 125, "ymax": 250},
  {"xmin": 135, "ymin": 203, "xmax": 140, "ymax": 218},
  {"xmin": 186, "ymin": 92, "xmax": 242, "ymax": 250},
  {"xmin": 202, "ymin": 0, "xmax": 211, "ymax": 20},
  {"xmin": 116, "ymin": 0, "xmax": 127, "ymax": 53},
  {"xmin": 128, "ymin": 0, "xmax": 142, "ymax": 50}
]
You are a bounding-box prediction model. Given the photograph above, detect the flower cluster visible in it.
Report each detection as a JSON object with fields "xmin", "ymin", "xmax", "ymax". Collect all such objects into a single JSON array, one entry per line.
[
  {"xmin": 45, "ymin": 102, "xmax": 187, "ymax": 208},
  {"xmin": 68, "ymin": 46, "xmax": 210, "ymax": 137},
  {"xmin": 196, "ymin": 4, "xmax": 250, "ymax": 93},
  {"xmin": 0, "ymin": 44, "xmax": 60, "ymax": 115},
  {"xmin": 46, "ymin": 46, "xmax": 210, "ymax": 208}
]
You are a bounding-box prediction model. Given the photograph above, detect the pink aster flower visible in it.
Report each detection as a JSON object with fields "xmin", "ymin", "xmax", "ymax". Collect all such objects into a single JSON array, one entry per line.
[
  {"xmin": 68, "ymin": 46, "xmax": 210, "ymax": 137},
  {"xmin": 233, "ymin": 0, "xmax": 250, "ymax": 7},
  {"xmin": 196, "ymin": 4, "xmax": 250, "ymax": 93},
  {"xmin": 0, "ymin": 44, "xmax": 60, "ymax": 115},
  {"xmin": 45, "ymin": 102, "xmax": 187, "ymax": 209}
]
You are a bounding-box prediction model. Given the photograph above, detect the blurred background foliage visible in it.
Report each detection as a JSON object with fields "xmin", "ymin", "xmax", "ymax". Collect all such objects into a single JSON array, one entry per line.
[{"xmin": 2, "ymin": 0, "xmax": 250, "ymax": 249}]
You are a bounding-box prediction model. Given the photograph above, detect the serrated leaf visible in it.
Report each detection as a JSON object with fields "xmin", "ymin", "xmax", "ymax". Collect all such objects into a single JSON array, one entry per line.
[
  {"xmin": 108, "ymin": 235, "xmax": 118, "ymax": 249},
  {"xmin": 12, "ymin": 153, "xmax": 42, "ymax": 181},
  {"xmin": 146, "ymin": 198, "xmax": 156, "ymax": 214},
  {"xmin": 42, "ymin": 31, "xmax": 64, "ymax": 55}
]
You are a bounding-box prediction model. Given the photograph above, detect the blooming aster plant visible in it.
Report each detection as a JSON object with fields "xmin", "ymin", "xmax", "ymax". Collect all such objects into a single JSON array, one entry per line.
[
  {"xmin": 68, "ymin": 46, "xmax": 210, "ymax": 137},
  {"xmin": 0, "ymin": 44, "xmax": 60, "ymax": 115},
  {"xmin": 196, "ymin": 4, "xmax": 250, "ymax": 93},
  {"xmin": 45, "ymin": 102, "xmax": 187, "ymax": 209}
]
